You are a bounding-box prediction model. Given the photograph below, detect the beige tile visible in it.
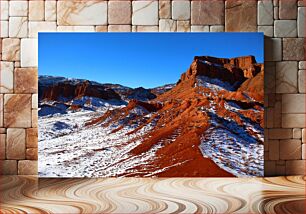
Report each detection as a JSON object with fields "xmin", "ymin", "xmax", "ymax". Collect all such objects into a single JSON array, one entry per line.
[
  {"xmin": 191, "ymin": 25, "xmax": 209, "ymax": 32},
  {"xmin": 21, "ymin": 38, "xmax": 38, "ymax": 67},
  {"xmin": 293, "ymin": 128, "xmax": 302, "ymax": 139},
  {"xmin": 1, "ymin": 1, "xmax": 9, "ymax": 20},
  {"xmin": 279, "ymin": 0, "xmax": 297, "ymax": 19},
  {"xmin": 0, "ymin": 61, "xmax": 14, "ymax": 93},
  {"xmin": 0, "ymin": 134, "xmax": 5, "ymax": 159},
  {"xmin": 108, "ymin": 25, "xmax": 131, "ymax": 32},
  {"xmin": 132, "ymin": 1, "xmax": 158, "ymax": 25},
  {"xmin": 282, "ymin": 114, "xmax": 305, "ymax": 128},
  {"xmin": 302, "ymin": 144, "xmax": 306, "ymax": 159},
  {"xmin": 57, "ymin": 26, "xmax": 95, "ymax": 32},
  {"xmin": 210, "ymin": 25, "xmax": 225, "ymax": 32},
  {"xmin": 57, "ymin": 0, "xmax": 107, "ymax": 25},
  {"xmin": 299, "ymin": 61, "xmax": 306, "ymax": 70},
  {"xmin": 274, "ymin": 20, "xmax": 297, "ymax": 37},
  {"xmin": 9, "ymin": 0, "xmax": 28, "ymax": 17},
  {"xmin": 6, "ymin": 128, "xmax": 26, "ymax": 159},
  {"xmin": 258, "ymin": 0, "xmax": 273, "ymax": 25},
  {"xmin": 280, "ymin": 139, "xmax": 302, "ymax": 160},
  {"xmin": 192, "ymin": 0, "xmax": 224, "ymax": 25},
  {"xmin": 45, "ymin": 0, "xmax": 57, "ymax": 21},
  {"xmin": 29, "ymin": 21, "xmax": 57, "ymax": 38},
  {"xmin": 264, "ymin": 62, "xmax": 276, "ymax": 93},
  {"xmin": 26, "ymin": 128, "xmax": 38, "ymax": 148},
  {"xmin": 4, "ymin": 94, "xmax": 32, "ymax": 128},
  {"xmin": 285, "ymin": 160, "xmax": 305, "ymax": 175},
  {"xmin": 282, "ymin": 94, "xmax": 305, "ymax": 113},
  {"xmin": 108, "ymin": 1, "xmax": 131, "ymax": 24},
  {"xmin": 276, "ymin": 61, "xmax": 298, "ymax": 93},
  {"xmin": 18, "ymin": 160, "xmax": 37, "ymax": 175},
  {"xmin": 0, "ymin": 21, "xmax": 9, "ymax": 37},
  {"xmin": 172, "ymin": 1, "xmax": 190, "ymax": 21},
  {"xmin": 95, "ymin": 26, "xmax": 108, "ymax": 32},
  {"xmin": 159, "ymin": 19, "xmax": 176, "ymax": 32},
  {"xmin": 136, "ymin": 26, "xmax": 159, "ymax": 32},
  {"xmin": 32, "ymin": 94, "xmax": 38, "ymax": 109},
  {"xmin": 14, "ymin": 68, "xmax": 38, "ymax": 94},
  {"xmin": 269, "ymin": 128, "xmax": 293, "ymax": 139},
  {"xmin": 258, "ymin": 26, "xmax": 273, "ymax": 37},
  {"xmin": 225, "ymin": 0, "xmax": 256, "ymax": 31},
  {"xmin": 302, "ymin": 128, "xmax": 306, "ymax": 143},
  {"xmin": 2, "ymin": 38, "xmax": 20, "ymax": 61},
  {"xmin": 9, "ymin": 17, "xmax": 28, "ymax": 38},
  {"xmin": 26, "ymin": 148, "xmax": 38, "ymax": 160},
  {"xmin": 298, "ymin": 7, "xmax": 305, "ymax": 37},
  {"xmin": 32, "ymin": 110, "xmax": 38, "ymax": 128},
  {"xmin": 298, "ymin": 70, "xmax": 305, "ymax": 93},
  {"xmin": 283, "ymin": 38, "xmax": 305, "ymax": 61},
  {"xmin": 159, "ymin": 1, "xmax": 171, "ymax": 19},
  {"xmin": 177, "ymin": 21, "xmax": 190, "ymax": 32},
  {"xmin": 29, "ymin": 1, "xmax": 44, "ymax": 21},
  {"xmin": 0, "ymin": 94, "xmax": 3, "ymax": 127},
  {"xmin": 0, "ymin": 160, "xmax": 17, "ymax": 175}
]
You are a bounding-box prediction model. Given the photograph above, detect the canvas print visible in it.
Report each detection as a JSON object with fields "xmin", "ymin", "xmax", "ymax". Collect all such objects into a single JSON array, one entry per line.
[{"xmin": 38, "ymin": 33, "xmax": 264, "ymax": 177}]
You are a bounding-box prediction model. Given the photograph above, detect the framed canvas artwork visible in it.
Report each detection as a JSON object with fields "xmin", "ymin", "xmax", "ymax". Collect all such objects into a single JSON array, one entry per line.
[{"xmin": 38, "ymin": 33, "xmax": 264, "ymax": 177}]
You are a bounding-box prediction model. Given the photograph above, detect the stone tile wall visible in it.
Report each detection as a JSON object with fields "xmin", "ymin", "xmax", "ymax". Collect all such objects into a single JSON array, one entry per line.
[{"xmin": 0, "ymin": 0, "xmax": 305, "ymax": 176}]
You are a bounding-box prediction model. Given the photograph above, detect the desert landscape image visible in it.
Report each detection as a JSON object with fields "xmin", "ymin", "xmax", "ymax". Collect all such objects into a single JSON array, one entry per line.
[{"xmin": 38, "ymin": 33, "xmax": 264, "ymax": 177}]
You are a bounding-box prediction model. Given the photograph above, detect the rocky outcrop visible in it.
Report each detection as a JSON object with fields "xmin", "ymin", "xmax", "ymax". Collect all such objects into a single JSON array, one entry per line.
[{"xmin": 41, "ymin": 81, "xmax": 121, "ymax": 101}]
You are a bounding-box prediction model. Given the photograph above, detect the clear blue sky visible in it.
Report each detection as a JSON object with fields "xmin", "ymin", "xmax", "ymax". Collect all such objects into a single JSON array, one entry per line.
[{"xmin": 39, "ymin": 33, "xmax": 263, "ymax": 88}]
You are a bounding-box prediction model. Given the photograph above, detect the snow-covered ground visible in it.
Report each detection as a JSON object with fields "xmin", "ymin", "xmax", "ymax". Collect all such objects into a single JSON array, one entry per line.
[{"xmin": 38, "ymin": 103, "xmax": 158, "ymax": 177}]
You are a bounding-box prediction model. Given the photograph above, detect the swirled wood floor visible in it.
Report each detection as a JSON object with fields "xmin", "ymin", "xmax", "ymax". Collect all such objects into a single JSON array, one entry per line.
[{"xmin": 0, "ymin": 176, "xmax": 305, "ymax": 214}]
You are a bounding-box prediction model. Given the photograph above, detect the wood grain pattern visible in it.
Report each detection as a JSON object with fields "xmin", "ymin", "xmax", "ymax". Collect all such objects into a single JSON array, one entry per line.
[{"xmin": 0, "ymin": 176, "xmax": 305, "ymax": 213}]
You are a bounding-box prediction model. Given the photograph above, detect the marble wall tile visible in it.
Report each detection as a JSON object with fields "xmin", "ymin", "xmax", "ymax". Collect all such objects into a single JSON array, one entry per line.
[
  {"xmin": 6, "ymin": 128, "xmax": 26, "ymax": 159},
  {"xmin": 26, "ymin": 148, "xmax": 37, "ymax": 160},
  {"xmin": 192, "ymin": 0, "xmax": 224, "ymax": 25},
  {"xmin": 293, "ymin": 128, "xmax": 302, "ymax": 139},
  {"xmin": 280, "ymin": 139, "xmax": 302, "ymax": 160},
  {"xmin": 0, "ymin": 95, "xmax": 3, "ymax": 128},
  {"xmin": 0, "ymin": 134, "xmax": 5, "ymax": 159},
  {"xmin": 2, "ymin": 38, "xmax": 20, "ymax": 61},
  {"xmin": 18, "ymin": 160, "xmax": 37, "ymax": 175},
  {"xmin": 258, "ymin": 0, "xmax": 274, "ymax": 25},
  {"xmin": 0, "ymin": 61, "xmax": 14, "ymax": 93},
  {"xmin": 159, "ymin": 1, "xmax": 171, "ymax": 19},
  {"xmin": 29, "ymin": 21, "xmax": 57, "ymax": 38},
  {"xmin": 57, "ymin": 0, "xmax": 107, "ymax": 26},
  {"xmin": 282, "ymin": 114, "xmax": 305, "ymax": 128},
  {"xmin": 282, "ymin": 94, "xmax": 305, "ymax": 113},
  {"xmin": 9, "ymin": 17, "xmax": 28, "ymax": 38},
  {"xmin": 0, "ymin": 21, "xmax": 9, "ymax": 38},
  {"xmin": 269, "ymin": 140, "xmax": 279, "ymax": 160},
  {"xmin": 225, "ymin": 0, "xmax": 257, "ymax": 31},
  {"xmin": 210, "ymin": 25, "xmax": 225, "ymax": 32},
  {"xmin": 108, "ymin": 1, "xmax": 131, "ymax": 25},
  {"xmin": 269, "ymin": 128, "xmax": 293, "ymax": 139},
  {"xmin": 276, "ymin": 61, "xmax": 298, "ymax": 93},
  {"xmin": 14, "ymin": 68, "xmax": 38, "ymax": 94},
  {"xmin": 4, "ymin": 94, "xmax": 32, "ymax": 128},
  {"xmin": 0, "ymin": 160, "xmax": 17, "ymax": 175},
  {"xmin": 20, "ymin": 39, "xmax": 38, "ymax": 67},
  {"xmin": 95, "ymin": 26, "xmax": 108, "ymax": 32},
  {"xmin": 45, "ymin": 1, "xmax": 57, "ymax": 21},
  {"xmin": 172, "ymin": 1, "xmax": 190, "ymax": 21},
  {"xmin": 136, "ymin": 26, "xmax": 159, "ymax": 32},
  {"xmin": 132, "ymin": 1, "xmax": 158, "ymax": 25},
  {"xmin": 283, "ymin": 38, "xmax": 305, "ymax": 61},
  {"xmin": 258, "ymin": 26, "xmax": 274, "ymax": 37},
  {"xmin": 297, "ymin": 7, "xmax": 305, "ymax": 37},
  {"xmin": 9, "ymin": 1, "xmax": 28, "ymax": 17},
  {"xmin": 286, "ymin": 160, "xmax": 305, "ymax": 175},
  {"xmin": 1, "ymin": 1, "xmax": 9, "ymax": 21},
  {"xmin": 279, "ymin": 0, "xmax": 297, "ymax": 19},
  {"xmin": 298, "ymin": 70, "xmax": 305, "ymax": 93},
  {"xmin": 191, "ymin": 25, "xmax": 209, "ymax": 32},
  {"xmin": 177, "ymin": 21, "xmax": 190, "ymax": 32},
  {"xmin": 26, "ymin": 128, "xmax": 38, "ymax": 148},
  {"xmin": 57, "ymin": 26, "xmax": 95, "ymax": 32},
  {"xmin": 274, "ymin": 20, "xmax": 297, "ymax": 37},
  {"xmin": 108, "ymin": 25, "xmax": 131, "ymax": 32},
  {"xmin": 29, "ymin": 1, "xmax": 45, "ymax": 21},
  {"xmin": 32, "ymin": 94, "xmax": 38, "ymax": 109},
  {"xmin": 159, "ymin": 19, "xmax": 177, "ymax": 32}
]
